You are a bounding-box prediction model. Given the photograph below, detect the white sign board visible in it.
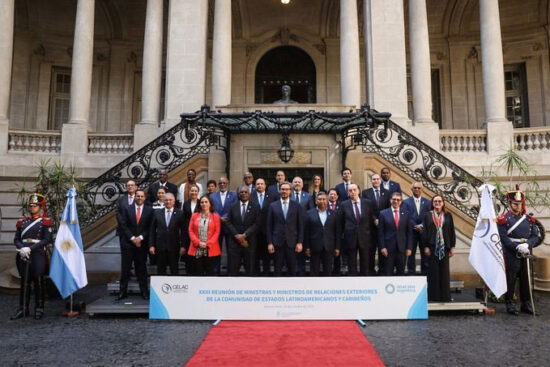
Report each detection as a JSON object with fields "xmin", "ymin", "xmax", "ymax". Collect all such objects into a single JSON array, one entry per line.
[{"xmin": 150, "ymin": 276, "xmax": 427, "ymax": 320}]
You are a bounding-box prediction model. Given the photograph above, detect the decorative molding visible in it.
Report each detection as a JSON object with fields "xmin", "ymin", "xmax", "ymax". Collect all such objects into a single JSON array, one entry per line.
[
  {"xmin": 260, "ymin": 151, "xmax": 312, "ymax": 164},
  {"xmin": 271, "ymin": 28, "xmax": 299, "ymax": 45}
]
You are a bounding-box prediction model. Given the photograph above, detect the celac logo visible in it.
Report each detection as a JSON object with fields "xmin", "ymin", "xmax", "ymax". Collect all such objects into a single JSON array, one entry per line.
[
  {"xmin": 161, "ymin": 284, "xmax": 172, "ymax": 294},
  {"xmin": 385, "ymin": 284, "xmax": 395, "ymax": 294}
]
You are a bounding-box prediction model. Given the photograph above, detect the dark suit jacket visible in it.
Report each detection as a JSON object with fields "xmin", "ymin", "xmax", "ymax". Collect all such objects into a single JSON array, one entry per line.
[
  {"xmin": 149, "ymin": 207, "xmax": 184, "ymax": 251},
  {"xmin": 211, "ymin": 191, "xmax": 237, "ymax": 219},
  {"xmin": 266, "ymin": 200, "xmax": 304, "ymax": 248},
  {"xmin": 291, "ymin": 190, "xmax": 313, "ymax": 210},
  {"xmin": 225, "ymin": 201, "xmax": 261, "ymax": 248},
  {"xmin": 361, "ymin": 187, "xmax": 390, "ymax": 217},
  {"xmin": 146, "ymin": 181, "xmax": 178, "ymax": 205},
  {"xmin": 266, "ymin": 183, "xmax": 281, "ymax": 200},
  {"xmin": 115, "ymin": 193, "xmax": 134, "ymax": 230},
  {"xmin": 181, "ymin": 200, "xmax": 198, "ymax": 248},
  {"xmin": 338, "ymin": 199, "xmax": 375, "ymax": 250},
  {"xmin": 421, "ymin": 211, "xmax": 456, "ymax": 251},
  {"xmin": 119, "ymin": 204, "xmax": 154, "ymax": 247},
  {"xmin": 304, "ymin": 208, "xmax": 339, "ymax": 252},
  {"xmin": 335, "ymin": 182, "xmax": 352, "ymax": 202},
  {"xmin": 249, "ymin": 191, "xmax": 275, "ymax": 235},
  {"xmin": 378, "ymin": 207, "xmax": 413, "ymax": 253},
  {"xmin": 381, "ymin": 180, "xmax": 402, "ymax": 195},
  {"xmin": 402, "ymin": 196, "xmax": 431, "ymax": 226}
]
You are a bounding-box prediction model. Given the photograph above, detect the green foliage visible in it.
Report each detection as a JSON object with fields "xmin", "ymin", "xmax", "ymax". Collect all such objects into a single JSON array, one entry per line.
[
  {"xmin": 481, "ymin": 146, "xmax": 550, "ymax": 213},
  {"xmin": 17, "ymin": 159, "xmax": 97, "ymax": 232}
]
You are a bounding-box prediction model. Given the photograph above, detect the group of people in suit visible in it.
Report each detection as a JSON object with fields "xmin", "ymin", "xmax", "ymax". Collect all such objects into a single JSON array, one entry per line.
[{"xmin": 114, "ymin": 166, "xmax": 456, "ymax": 303}]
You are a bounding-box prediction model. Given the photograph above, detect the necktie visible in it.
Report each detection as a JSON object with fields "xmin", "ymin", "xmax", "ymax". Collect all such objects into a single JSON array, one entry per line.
[
  {"xmin": 241, "ymin": 203, "xmax": 246, "ymax": 220},
  {"xmin": 331, "ymin": 203, "xmax": 335, "ymax": 211},
  {"xmin": 415, "ymin": 199, "xmax": 421, "ymax": 215},
  {"xmin": 166, "ymin": 210, "xmax": 172, "ymax": 226},
  {"xmin": 128, "ymin": 196, "xmax": 134, "ymax": 205},
  {"xmin": 283, "ymin": 201, "xmax": 288, "ymax": 219},
  {"xmin": 259, "ymin": 193, "xmax": 264, "ymax": 209},
  {"xmin": 221, "ymin": 192, "xmax": 226, "ymax": 207},
  {"xmin": 136, "ymin": 206, "xmax": 141, "ymax": 224},
  {"xmin": 394, "ymin": 209, "xmax": 399, "ymax": 228},
  {"xmin": 353, "ymin": 201, "xmax": 361, "ymax": 222},
  {"xmin": 375, "ymin": 189, "xmax": 380, "ymax": 205},
  {"xmin": 296, "ymin": 191, "xmax": 300, "ymax": 204},
  {"xmin": 345, "ymin": 183, "xmax": 348, "ymax": 194}
]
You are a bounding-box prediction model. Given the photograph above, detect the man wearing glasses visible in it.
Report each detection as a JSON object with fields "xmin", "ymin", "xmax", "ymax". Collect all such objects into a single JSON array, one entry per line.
[{"xmin": 378, "ymin": 192, "xmax": 413, "ymax": 276}]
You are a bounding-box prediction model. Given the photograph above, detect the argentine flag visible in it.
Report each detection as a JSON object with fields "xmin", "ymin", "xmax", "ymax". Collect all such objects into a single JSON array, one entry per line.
[{"xmin": 50, "ymin": 187, "xmax": 88, "ymax": 298}]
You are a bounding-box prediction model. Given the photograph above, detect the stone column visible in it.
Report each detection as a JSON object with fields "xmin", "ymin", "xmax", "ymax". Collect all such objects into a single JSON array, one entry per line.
[
  {"xmin": 134, "ymin": 0, "xmax": 164, "ymax": 150},
  {"xmin": 164, "ymin": 0, "xmax": 208, "ymax": 128},
  {"xmin": 340, "ymin": 0, "xmax": 361, "ymax": 109},
  {"xmin": 0, "ymin": 0, "xmax": 14, "ymax": 154},
  {"xmin": 368, "ymin": 0, "xmax": 408, "ymax": 125},
  {"xmin": 407, "ymin": 0, "xmax": 439, "ymax": 148},
  {"xmin": 480, "ymin": 0, "xmax": 512, "ymax": 155},
  {"xmin": 211, "ymin": 0, "xmax": 232, "ymax": 108},
  {"xmin": 62, "ymin": 0, "xmax": 95, "ymax": 159}
]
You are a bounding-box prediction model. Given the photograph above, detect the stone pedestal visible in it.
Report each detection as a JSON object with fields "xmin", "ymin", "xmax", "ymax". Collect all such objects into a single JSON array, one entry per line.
[
  {"xmin": 133, "ymin": 123, "xmax": 160, "ymax": 151},
  {"xmin": 61, "ymin": 123, "xmax": 89, "ymax": 162},
  {"xmin": 0, "ymin": 121, "xmax": 8, "ymax": 155},
  {"xmin": 208, "ymin": 147, "xmax": 227, "ymax": 182},
  {"xmin": 486, "ymin": 120, "xmax": 513, "ymax": 156}
]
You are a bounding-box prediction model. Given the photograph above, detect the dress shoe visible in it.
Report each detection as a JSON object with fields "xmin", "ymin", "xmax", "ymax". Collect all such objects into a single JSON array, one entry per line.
[
  {"xmin": 521, "ymin": 301, "xmax": 538, "ymax": 315},
  {"xmin": 10, "ymin": 308, "xmax": 29, "ymax": 320},
  {"xmin": 505, "ymin": 301, "xmax": 519, "ymax": 316},
  {"xmin": 34, "ymin": 308, "xmax": 44, "ymax": 320},
  {"xmin": 116, "ymin": 291, "xmax": 128, "ymax": 301}
]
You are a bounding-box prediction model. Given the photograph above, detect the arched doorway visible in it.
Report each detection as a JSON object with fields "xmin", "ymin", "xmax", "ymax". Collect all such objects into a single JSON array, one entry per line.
[{"xmin": 255, "ymin": 46, "xmax": 316, "ymax": 104}]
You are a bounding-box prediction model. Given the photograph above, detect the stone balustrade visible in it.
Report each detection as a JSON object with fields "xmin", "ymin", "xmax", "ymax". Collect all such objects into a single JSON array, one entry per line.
[
  {"xmin": 439, "ymin": 129, "xmax": 487, "ymax": 152},
  {"xmin": 8, "ymin": 129, "xmax": 61, "ymax": 153},
  {"xmin": 514, "ymin": 127, "xmax": 550, "ymax": 151},
  {"xmin": 88, "ymin": 133, "xmax": 134, "ymax": 154}
]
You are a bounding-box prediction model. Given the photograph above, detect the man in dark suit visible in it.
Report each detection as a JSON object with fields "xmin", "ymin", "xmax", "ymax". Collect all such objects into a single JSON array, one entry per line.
[
  {"xmin": 115, "ymin": 180, "xmax": 137, "ymax": 235},
  {"xmin": 381, "ymin": 167, "xmax": 402, "ymax": 195},
  {"xmin": 266, "ymin": 170, "xmax": 286, "ymax": 199},
  {"xmin": 243, "ymin": 172, "xmax": 255, "ymax": 194},
  {"xmin": 291, "ymin": 176, "xmax": 312, "ymax": 275},
  {"xmin": 378, "ymin": 192, "xmax": 413, "ymax": 276},
  {"xmin": 250, "ymin": 178, "xmax": 275, "ymax": 275},
  {"xmin": 327, "ymin": 188, "xmax": 342, "ymax": 275},
  {"xmin": 210, "ymin": 176, "xmax": 237, "ymax": 274},
  {"xmin": 118, "ymin": 190, "xmax": 154, "ymax": 300},
  {"xmin": 335, "ymin": 167, "xmax": 353, "ymax": 203},
  {"xmin": 146, "ymin": 169, "xmax": 178, "ymax": 206},
  {"xmin": 402, "ymin": 182, "xmax": 431, "ymax": 275},
  {"xmin": 267, "ymin": 182, "xmax": 304, "ymax": 276},
  {"xmin": 304, "ymin": 192, "xmax": 340, "ymax": 276},
  {"xmin": 338, "ymin": 184, "xmax": 376, "ymax": 276},
  {"xmin": 149, "ymin": 193, "xmax": 185, "ymax": 276},
  {"xmin": 226, "ymin": 186, "xmax": 261, "ymax": 276},
  {"xmin": 361, "ymin": 173, "xmax": 390, "ymax": 275}
]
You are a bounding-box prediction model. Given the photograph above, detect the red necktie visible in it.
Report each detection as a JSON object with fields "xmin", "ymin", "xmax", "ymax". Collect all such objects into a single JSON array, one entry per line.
[
  {"xmin": 394, "ymin": 209, "xmax": 399, "ymax": 228},
  {"xmin": 136, "ymin": 206, "xmax": 141, "ymax": 224},
  {"xmin": 331, "ymin": 203, "xmax": 335, "ymax": 211}
]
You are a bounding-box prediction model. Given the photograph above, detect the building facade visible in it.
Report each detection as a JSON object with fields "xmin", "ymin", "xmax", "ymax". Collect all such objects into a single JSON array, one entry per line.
[{"xmin": 1, "ymin": 0, "xmax": 549, "ymax": 280}]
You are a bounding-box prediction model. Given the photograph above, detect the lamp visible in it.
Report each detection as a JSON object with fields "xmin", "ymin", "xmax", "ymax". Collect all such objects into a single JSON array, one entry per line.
[
  {"xmin": 281, "ymin": 0, "xmax": 290, "ymax": 4},
  {"xmin": 278, "ymin": 133, "xmax": 294, "ymax": 163}
]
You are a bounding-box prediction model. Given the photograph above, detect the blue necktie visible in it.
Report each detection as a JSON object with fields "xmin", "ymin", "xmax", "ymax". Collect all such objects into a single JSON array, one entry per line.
[
  {"xmin": 259, "ymin": 193, "xmax": 264, "ymax": 209},
  {"xmin": 283, "ymin": 202, "xmax": 288, "ymax": 219}
]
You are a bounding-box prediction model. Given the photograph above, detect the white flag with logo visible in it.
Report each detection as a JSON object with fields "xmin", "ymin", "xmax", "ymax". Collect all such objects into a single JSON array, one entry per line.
[{"xmin": 468, "ymin": 184, "xmax": 507, "ymax": 298}]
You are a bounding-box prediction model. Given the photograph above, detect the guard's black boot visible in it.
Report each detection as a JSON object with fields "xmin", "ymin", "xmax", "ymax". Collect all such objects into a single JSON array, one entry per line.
[
  {"xmin": 116, "ymin": 286, "xmax": 128, "ymax": 301},
  {"xmin": 34, "ymin": 277, "xmax": 45, "ymax": 320},
  {"xmin": 506, "ymin": 301, "xmax": 519, "ymax": 316},
  {"xmin": 520, "ymin": 301, "xmax": 538, "ymax": 315},
  {"xmin": 11, "ymin": 277, "xmax": 30, "ymax": 320}
]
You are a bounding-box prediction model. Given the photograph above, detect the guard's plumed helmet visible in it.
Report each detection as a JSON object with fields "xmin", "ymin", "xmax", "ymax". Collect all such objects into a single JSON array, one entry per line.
[
  {"xmin": 506, "ymin": 184, "xmax": 526, "ymax": 213},
  {"xmin": 28, "ymin": 191, "xmax": 48, "ymax": 216}
]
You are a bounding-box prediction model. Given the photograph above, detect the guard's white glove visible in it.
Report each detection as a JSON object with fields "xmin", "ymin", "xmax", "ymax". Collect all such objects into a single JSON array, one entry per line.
[
  {"xmin": 19, "ymin": 247, "xmax": 31, "ymax": 259},
  {"xmin": 516, "ymin": 243, "xmax": 529, "ymax": 257}
]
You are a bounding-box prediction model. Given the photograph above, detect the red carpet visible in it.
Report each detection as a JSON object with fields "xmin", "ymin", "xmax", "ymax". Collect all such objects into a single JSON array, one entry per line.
[{"xmin": 186, "ymin": 321, "xmax": 384, "ymax": 366}]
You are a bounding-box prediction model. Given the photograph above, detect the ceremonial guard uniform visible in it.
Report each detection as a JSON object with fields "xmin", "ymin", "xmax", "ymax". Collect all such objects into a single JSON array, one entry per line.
[
  {"xmin": 497, "ymin": 187, "xmax": 540, "ymax": 315},
  {"xmin": 12, "ymin": 193, "xmax": 53, "ymax": 320}
]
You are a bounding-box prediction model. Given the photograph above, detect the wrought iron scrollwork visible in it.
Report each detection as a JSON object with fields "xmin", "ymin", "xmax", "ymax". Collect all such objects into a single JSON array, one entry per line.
[
  {"xmin": 82, "ymin": 117, "xmax": 227, "ymax": 228},
  {"xmin": 344, "ymin": 114, "xmax": 484, "ymax": 220}
]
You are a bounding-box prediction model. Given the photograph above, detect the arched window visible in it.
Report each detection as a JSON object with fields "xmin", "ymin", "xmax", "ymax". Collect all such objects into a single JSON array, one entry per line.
[{"xmin": 255, "ymin": 46, "xmax": 316, "ymax": 104}]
